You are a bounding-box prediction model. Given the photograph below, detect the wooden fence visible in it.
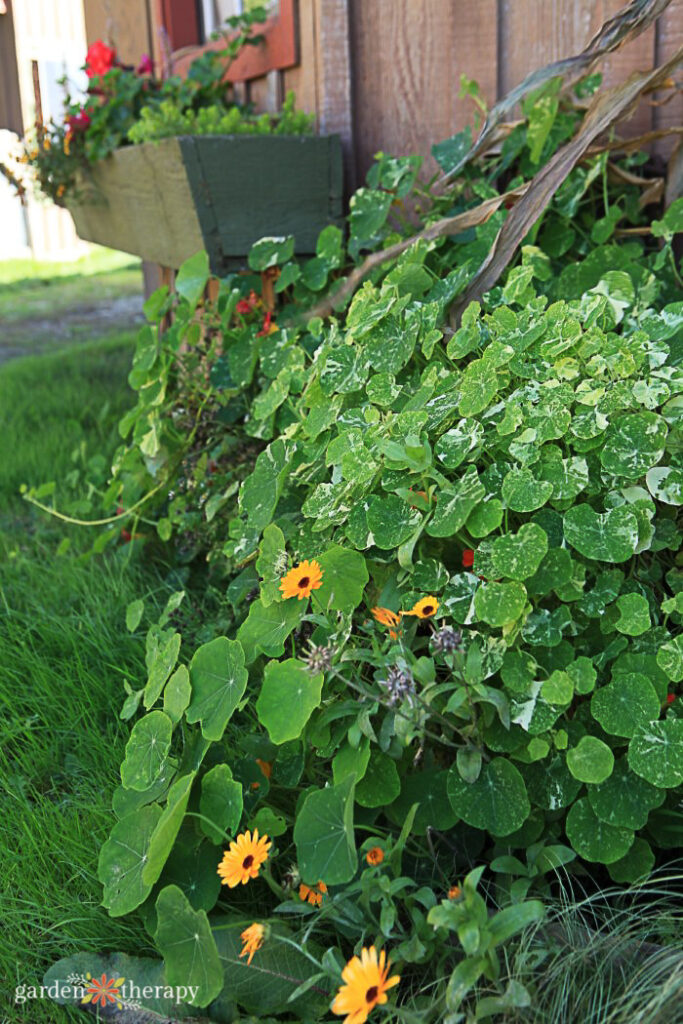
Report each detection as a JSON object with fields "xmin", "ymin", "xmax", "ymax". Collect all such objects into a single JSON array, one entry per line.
[
  {"xmin": 283, "ymin": 0, "xmax": 683, "ymax": 187},
  {"xmin": 82, "ymin": 0, "xmax": 682, "ymax": 191}
]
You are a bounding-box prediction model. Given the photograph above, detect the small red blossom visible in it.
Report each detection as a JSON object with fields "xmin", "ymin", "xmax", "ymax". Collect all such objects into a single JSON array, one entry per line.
[
  {"xmin": 85, "ymin": 39, "xmax": 116, "ymax": 78},
  {"xmin": 257, "ymin": 311, "xmax": 278, "ymax": 336},
  {"xmin": 665, "ymin": 693, "xmax": 676, "ymax": 706},
  {"xmin": 462, "ymin": 549, "xmax": 475, "ymax": 569},
  {"xmin": 236, "ymin": 290, "xmax": 261, "ymax": 315},
  {"xmin": 136, "ymin": 53, "xmax": 154, "ymax": 75},
  {"xmin": 66, "ymin": 109, "xmax": 91, "ymax": 134}
]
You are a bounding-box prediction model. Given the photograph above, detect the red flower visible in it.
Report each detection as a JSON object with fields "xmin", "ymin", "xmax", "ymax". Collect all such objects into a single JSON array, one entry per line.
[
  {"xmin": 462, "ymin": 549, "xmax": 475, "ymax": 569},
  {"xmin": 66, "ymin": 109, "xmax": 91, "ymax": 133},
  {"xmin": 257, "ymin": 311, "xmax": 278, "ymax": 337},
  {"xmin": 136, "ymin": 53, "xmax": 154, "ymax": 75},
  {"xmin": 85, "ymin": 39, "xmax": 116, "ymax": 78},
  {"xmin": 236, "ymin": 290, "xmax": 261, "ymax": 314},
  {"xmin": 665, "ymin": 693, "xmax": 676, "ymax": 706}
]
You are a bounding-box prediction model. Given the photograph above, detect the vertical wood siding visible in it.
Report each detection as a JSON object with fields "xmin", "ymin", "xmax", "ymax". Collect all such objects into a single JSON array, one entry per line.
[{"xmin": 287, "ymin": 0, "xmax": 682, "ymax": 183}]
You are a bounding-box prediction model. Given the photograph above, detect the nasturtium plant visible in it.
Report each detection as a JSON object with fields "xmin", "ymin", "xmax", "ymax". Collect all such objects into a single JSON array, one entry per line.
[{"xmin": 42, "ymin": 64, "xmax": 683, "ymax": 1023}]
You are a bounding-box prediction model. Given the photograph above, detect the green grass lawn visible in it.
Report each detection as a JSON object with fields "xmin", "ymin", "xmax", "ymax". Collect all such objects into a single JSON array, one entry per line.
[
  {"xmin": 0, "ymin": 281, "xmax": 162, "ymax": 1019},
  {"xmin": 0, "ymin": 247, "xmax": 143, "ymax": 354}
]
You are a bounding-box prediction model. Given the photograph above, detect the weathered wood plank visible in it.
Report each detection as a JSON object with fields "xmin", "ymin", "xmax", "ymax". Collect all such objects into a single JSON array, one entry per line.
[
  {"xmin": 498, "ymin": 0, "xmax": 601, "ymax": 96},
  {"xmin": 184, "ymin": 134, "xmax": 343, "ymax": 268},
  {"xmin": 653, "ymin": 0, "xmax": 683, "ymax": 158},
  {"xmin": 68, "ymin": 137, "xmax": 205, "ymax": 268},
  {"xmin": 68, "ymin": 134, "xmax": 343, "ymax": 271},
  {"xmin": 350, "ymin": 0, "xmax": 497, "ymax": 181}
]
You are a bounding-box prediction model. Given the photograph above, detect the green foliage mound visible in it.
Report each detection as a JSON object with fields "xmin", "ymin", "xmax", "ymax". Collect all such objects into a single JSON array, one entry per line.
[{"xmin": 35, "ymin": 73, "xmax": 683, "ymax": 1021}]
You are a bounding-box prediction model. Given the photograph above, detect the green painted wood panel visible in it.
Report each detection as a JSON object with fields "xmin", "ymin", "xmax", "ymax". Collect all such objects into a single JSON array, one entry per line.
[{"xmin": 67, "ymin": 134, "xmax": 343, "ymax": 272}]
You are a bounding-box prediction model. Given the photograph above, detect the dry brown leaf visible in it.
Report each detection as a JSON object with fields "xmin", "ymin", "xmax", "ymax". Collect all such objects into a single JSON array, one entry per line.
[
  {"xmin": 436, "ymin": 0, "xmax": 675, "ymax": 185},
  {"xmin": 449, "ymin": 48, "xmax": 683, "ymax": 325}
]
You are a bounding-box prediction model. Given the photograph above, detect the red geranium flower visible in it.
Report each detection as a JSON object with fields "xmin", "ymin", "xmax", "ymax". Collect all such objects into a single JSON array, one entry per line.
[
  {"xmin": 66, "ymin": 109, "xmax": 91, "ymax": 133},
  {"xmin": 136, "ymin": 53, "xmax": 154, "ymax": 75},
  {"xmin": 85, "ymin": 39, "xmax": 116, "ymax": 78},
  {"xmin": 462, "ymin": 548, "xmax": 475, "ymax": 569}
]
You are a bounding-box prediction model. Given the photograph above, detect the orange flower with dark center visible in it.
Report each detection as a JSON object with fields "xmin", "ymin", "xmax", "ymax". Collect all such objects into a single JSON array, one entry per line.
[
  {"xmin": 366, "ymin": 846, "xmax": 384, "ymax": 866},
  {"xmin": 279, "ymin": 559, "xmax": 323, "ymax": 601},
  {"xmin": 217, "ymin": 829, "xmax": 271, "ymax": 888},
  {"xmin": 239, "ymin": 922, "xmax": 265, "ymax": 965},
  {"xmin": 332, "ymin": 946, "xmax": 400, "ymax": 1024},
  {"xmin": 371, "ymin": 607, "xmax": 401, "ymax": 628},
  {"xmin": 403, "ymin": 596, "xmax": 439, "ymax": 619},
  {"xmin": 299, "ymin": 880, "xmax": 328, "ymax": 906}
]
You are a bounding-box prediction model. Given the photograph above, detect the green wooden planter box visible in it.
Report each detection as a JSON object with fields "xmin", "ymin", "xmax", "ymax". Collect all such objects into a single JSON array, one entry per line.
[{"xmin": 67, "ymin": 134, "xmax": 343, "ymax": 273}]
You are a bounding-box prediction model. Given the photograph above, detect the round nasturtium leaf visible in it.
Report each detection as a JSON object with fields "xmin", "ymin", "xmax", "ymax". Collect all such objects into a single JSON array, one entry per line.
[
  {"xmin": 466, "ymin": 498, "xmax": 504, "ymax": 538},
  {"xmin": 539, "ymin": 455, "xmax": 589, "ymax": 502},
  {"xmin": 154, "ymin": 885, "xmax": 223, "ymax": 1007},
  {"xmin": 367, "ymin": 372, "xmax": 401, "ymax": 408},
  {"xmin": 490, "ymin": 523, "xmax": 548, "ymax": 581},
  {"xmin": 590, "ymin": 674, "xmax": 660, "ymax": 739},
  {"xmin": 600, "ymin": 412, "xmax": 667, "ymax": 480},
  {"xmin": 474, "ymin": 581, "xmax": 527, "ymax": 627},
  {"xmin": 628, "ymin": 720, "xmax": 683, "ymax": 788},
  {"xmin": 435, "ymin": 419, "xmax": 484, "ymax": 469},
  {"xmin": 614, "ymin": 593, "xmax": 651, "ymax": 636},
  {"xmin": 356, "ymin": 750, "xmax": 401, "ymax": 808},
  {"xmin": 316, "ymin": 544, "xmax": 369, "ymax": 612},
  {"xmin": 656, "ymin": 635, "xmax": 683, "ymax": 683},
  {"xmin": 388, "ymin": 770, "xmax": 457, "ymax": 833},
  {"xmin": 502, "ymin": 468, "xmax": 553, "ymax": 513},
  {"xmin": 186, "ymin": 637, "xmax": 249, "ymax": 742},
  {"xmin": 588, "ymin": 757, "xmax": 664, "ymax": 829},
  {"xmin": 458, "ymin": 358, "xmax": 499, "ymax": 417},
  {"xmin": 607, "ymin": 837, "xmax": 655, "ymax": 884},
  {"xmin": 98, "ymin": 803, "xmax": 163, "ymax": 916},
  {"xmin": 565, "ymin": 798, "xmax": 634, "ymax": 864},
  {"xmin": 566, "ymin": 736, "xmax": 614, "ymax": 784},
  {"xmin": 446, "ymin": 757, "xmax": 530, "ymax": 837},
  {"xmin": 293, "ymin": 777, "xmax": 356, "ymax": 885},
  {"xmin": 426, "ymin": 467, "xmax": 485, "ymax": 538},
  {"xmin": 523, "ymin": 754, "xmax": 582, "ymax": 811},
  {"xmin": 120, "ymin": 711, "xmax": 173, "ymax": 792},
  {"xmin": 366, "ymin": 494, "xmax": 422, "ymax": 549},
  {"xmin": 563, "ymin": 504, "xmax": 638, "ymax": 563},
  {"xmin": 646, "ymin": 466, "xmax": 683, "ymax": 505},
  {"xmin": 527, "ymin": 547, "xmax": 573, "ymax": 595},
  {"xmin": 566, "ymin": 657, "xmax": 597, "ymax": 695},
  {"xmin": 256, "ymin": 659, "xmax": 323, "ymax": 744}
]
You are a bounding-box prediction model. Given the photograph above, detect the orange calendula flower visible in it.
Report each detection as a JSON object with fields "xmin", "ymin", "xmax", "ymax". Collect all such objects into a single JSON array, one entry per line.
[
  {"xmin": 217, "ymin": 829, "xmax": 271, "ymax": 888},
  {"xmin": 299, "ymin": 880, "xmax": 328, "ymax": 906},
  {"xmin": 371, "ymin": 607, "xmax": 401, "ymax": 628},
  {"xmin": 403, "ymin": 596, "xmax": 439, "ymax": 619},
  {"xmin": 332, "ymin": 946, "xmax": 400, "ymax": 1024},
  {"xmin": 448, "ymin": 885, "xmax": 462, "ymax": 900},
  {"xmin": 366, "ymin": 846, "xmax": 384, "ymax": 866},
  {"xmin": 279, "ymin": 559, "xmax": 323, "ymax": 601},
  {"xmin": 239, "ymin": 922, "xmax": 265, "ymax": 965}
]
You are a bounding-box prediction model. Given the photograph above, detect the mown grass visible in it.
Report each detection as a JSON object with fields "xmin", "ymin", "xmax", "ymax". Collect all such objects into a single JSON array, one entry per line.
[
  {"xmin": 0, "ymin": 335, "xmax": 135, "ymax": 514},
  {"xmin": 0, "ymin": 324, "xmax": 162, "ymax": 1020}
]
